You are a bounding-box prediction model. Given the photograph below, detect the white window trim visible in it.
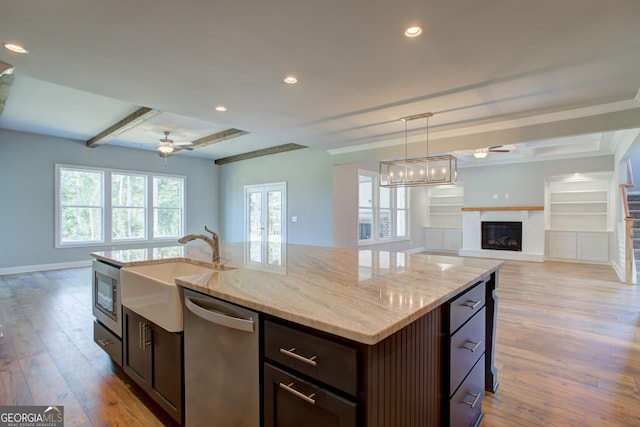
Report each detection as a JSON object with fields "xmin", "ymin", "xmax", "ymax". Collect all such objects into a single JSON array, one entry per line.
[
  {"xmin": 357, "ymin": 169, "xmax": 411, "ymax": 246},
  {"xmin": 55, "ymin": 164, "xmax": 186, "ymax": 248}
]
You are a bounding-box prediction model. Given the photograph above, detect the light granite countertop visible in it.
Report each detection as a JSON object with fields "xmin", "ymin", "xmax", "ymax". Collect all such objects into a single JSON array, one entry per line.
[{"xmin": 92, "ymin": 243, "xmax": 502, "ymax": 345}]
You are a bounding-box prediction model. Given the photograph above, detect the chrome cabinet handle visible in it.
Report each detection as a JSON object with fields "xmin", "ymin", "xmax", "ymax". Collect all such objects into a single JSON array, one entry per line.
[
  {"xmin": 142, "ymin": 323, "xmax": 151, "ymax": 350},
  {"xmin": 98, "ymin": 338, "xmax": 113, "ymax": 347},
  {"xmin": 461, "ymin": 339, "xmax": 482, "ymax": 352},
  {"xmin": 138, "ymin": 321, "xmax": 143, "ymax": 350},
  {"xmin": 462, "ymin": 391, "xmax": 481, "ymax": 408},
  {"xmin": 279, "ymin": 382, "xmax": 316, "ymax": 405},
  {"xmin": 279, "ymin": 347, "xmax": 317, "ymax": 366},
  {"xmin": 462, "ymin": 300, "xmax": 481, "ymax": 309}
]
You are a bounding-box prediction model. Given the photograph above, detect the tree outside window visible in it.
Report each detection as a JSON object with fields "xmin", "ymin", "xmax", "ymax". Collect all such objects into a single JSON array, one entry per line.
[
  {"xmin": 59, "ymin": 167, "xmax": 103, "ymax": 244},
  {"xmin": 56, "ymin": 165, "xmax": 185, "ymax": 246}
]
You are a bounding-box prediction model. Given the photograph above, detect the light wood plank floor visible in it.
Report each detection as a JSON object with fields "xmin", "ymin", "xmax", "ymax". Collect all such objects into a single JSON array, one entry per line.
[{"xmin": 1, "ymin": 261, "xmax": 639, "ymax": 426}]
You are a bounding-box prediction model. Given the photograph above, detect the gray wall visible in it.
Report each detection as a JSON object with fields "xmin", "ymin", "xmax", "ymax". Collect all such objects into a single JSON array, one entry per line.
[
  {"xmin": 460, "ymin": 155, "xmax": 614, "ymax": 207},
  {"xmin": 219, "ymin": 147, "xmax": 333, "ymax": 246},
  {"xmin": 0, "ymin": 129, "xmax": 219, "ymax": 271}
]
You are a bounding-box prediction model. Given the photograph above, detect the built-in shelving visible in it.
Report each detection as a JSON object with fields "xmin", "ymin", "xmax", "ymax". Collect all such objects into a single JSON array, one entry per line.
[
  {"xmin": 545, "ymin": 172, "xmax": 612, "ymax": 263},
  {"xmin": 545, "ymin": 174, "xmax": 612, "ymax": 231},
  {"xmin": 427, "ymin": 185, "xmax": 464, "ymax": 228}
]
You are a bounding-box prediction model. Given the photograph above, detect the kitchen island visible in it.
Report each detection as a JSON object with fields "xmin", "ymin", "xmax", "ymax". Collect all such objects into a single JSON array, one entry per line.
[{"xmin": 93, "ymin": 243, "xmax": 502, "ymax": 426}]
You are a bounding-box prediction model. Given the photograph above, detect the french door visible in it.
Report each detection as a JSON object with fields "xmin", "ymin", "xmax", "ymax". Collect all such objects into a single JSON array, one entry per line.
[{"xmin": 244, "ymin": 182, "xmax": 286, "ymax": 270}]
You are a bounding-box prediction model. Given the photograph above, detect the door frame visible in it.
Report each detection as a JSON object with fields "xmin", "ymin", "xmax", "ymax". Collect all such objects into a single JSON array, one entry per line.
[{"xmin": 244, "ymin": 182, "xmax": 287, "ymax": 268}]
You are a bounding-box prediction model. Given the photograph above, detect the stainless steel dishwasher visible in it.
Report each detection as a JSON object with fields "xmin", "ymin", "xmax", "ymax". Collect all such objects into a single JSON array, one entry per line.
[{"xmin": 183, "ymin": 288, "xmax": 260, "ymax": 427}]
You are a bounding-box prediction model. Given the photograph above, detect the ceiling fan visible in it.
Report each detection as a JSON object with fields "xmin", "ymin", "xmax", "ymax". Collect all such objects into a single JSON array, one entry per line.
[
  {"xmin": 473, "ymin": 145, "xmax": 512, "ymax": 159},
  {"xmin": 157, "ymin": 130, "xmax": 193, "ymax": 155}
]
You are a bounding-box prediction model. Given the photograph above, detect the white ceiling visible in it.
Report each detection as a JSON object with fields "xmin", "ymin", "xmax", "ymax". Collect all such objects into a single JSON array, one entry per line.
[{"xmin": 1, "ymin": 0, "xmax": 639, "ymax": 164}]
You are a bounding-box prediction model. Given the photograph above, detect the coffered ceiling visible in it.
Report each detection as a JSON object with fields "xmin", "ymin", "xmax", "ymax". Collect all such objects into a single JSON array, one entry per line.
[{"xmin": 0, "ymin": 0, "xmax": 639, "ymax": 164}]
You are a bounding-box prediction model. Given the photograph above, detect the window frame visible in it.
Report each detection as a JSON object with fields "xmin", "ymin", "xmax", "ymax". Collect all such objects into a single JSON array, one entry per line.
[
  {"xmin": 357, "ymin": 169, "xmax": 410, "ymax": 246},
  {"xmin": 55, "ymin": 164, "xmax": 185, "ymax": 248}
]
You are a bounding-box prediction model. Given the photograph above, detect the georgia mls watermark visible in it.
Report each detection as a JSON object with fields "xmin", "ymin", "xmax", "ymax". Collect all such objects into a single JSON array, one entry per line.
[{"xmin": 0, "ymin": 406, "xmax": 63, "ymax": 427}]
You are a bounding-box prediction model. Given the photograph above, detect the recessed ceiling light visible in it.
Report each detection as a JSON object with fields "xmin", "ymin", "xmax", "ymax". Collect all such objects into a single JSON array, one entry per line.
[
  {"xmin": 3, "ymin": 43, "xmax": 28, "ymax": 54},
  {"xmin": 214, "ymin": 105, "xmax": 227, "ymax": 112},
  {"xmin": 404, "ymin": 26, "xmax": 423, "ymax": 38},
  {"xmin": 283, "ymin": 76, "xmax": 298, "ymax": 84}
]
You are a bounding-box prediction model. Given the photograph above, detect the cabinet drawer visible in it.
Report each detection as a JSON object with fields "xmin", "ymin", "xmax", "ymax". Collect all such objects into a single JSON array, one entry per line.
[
  {"xmin": 265, "ymin": 321, "xmax": 357, "ymax": 396},
  {"xmin": 450, "ymin": 281, "xmax": 485, "ymax": 334},
  {"xmin": 264, "ymin": 363, "xmax": 357, "ymax": 427},
  {"xmin": 450, "ymin": 355, "xmax": 485, "ymax": 427},
  {"xmin": 450, "ymin": 307, "xmax": 485, "ymax": 394},
  {"xmin": 94, "ymin": 321, "xmax": 122, "ymax": 366}
]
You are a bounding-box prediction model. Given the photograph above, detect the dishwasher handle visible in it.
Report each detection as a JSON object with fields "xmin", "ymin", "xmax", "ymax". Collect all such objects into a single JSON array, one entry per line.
[{"xmin": 185, "ymin": 296, "xmax": 255, "ymax": 333}]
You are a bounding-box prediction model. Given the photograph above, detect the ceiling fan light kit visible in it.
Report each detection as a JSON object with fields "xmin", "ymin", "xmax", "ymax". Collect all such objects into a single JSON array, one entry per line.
[
  {"xmin": 156, "ymin": 130, "xmax": 193, "ymax": 156},
  {"xmin": 380, "ymin": 112, "xmax": 458, "ymax": 187}
]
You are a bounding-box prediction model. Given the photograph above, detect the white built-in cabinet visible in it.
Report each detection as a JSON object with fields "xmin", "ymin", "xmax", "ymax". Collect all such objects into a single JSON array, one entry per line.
[
  {"xmin": 545, "ymin": 172, "xmax": 612, "ymax": 263},
  {"xmin": 424, "ymin": 185, "xmax": 463, "ymax": 252}
]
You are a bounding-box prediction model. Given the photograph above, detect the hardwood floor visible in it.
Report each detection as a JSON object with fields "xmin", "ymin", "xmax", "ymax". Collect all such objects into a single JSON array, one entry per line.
[
  {"xmin": 482, "ymin": 261, "xmax": 640, "ymax": 427},
  {"xmin": 0, "ymin": 268, "xmax": 176, "ymax": 427},
  {"xmin": 1, "ymin": 261, "xmax": 639, "ymax": 426}
]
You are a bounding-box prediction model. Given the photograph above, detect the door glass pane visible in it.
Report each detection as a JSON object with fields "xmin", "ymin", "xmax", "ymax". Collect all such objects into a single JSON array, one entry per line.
[
  {"xmin": 249, "ymin": 191, "xmax": 262, "ymax": 263},
  {"xmin": 267, "ymin": 190, "xmax": 282, "ymax": 265}
]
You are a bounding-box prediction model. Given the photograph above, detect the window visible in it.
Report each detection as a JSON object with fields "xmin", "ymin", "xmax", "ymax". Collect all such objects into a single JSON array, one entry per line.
[
  {"xmin": 112, "ymin": 173, "xmax": 146, "ymax": 241},
  {"xmin": 153, "ymin": 176, "xmax": 184, "ymax": 239},
  {"xmin": 56, "ymin": 165, "xmax": 185, "ymax": 247},
  {"xmin": 58, "ymin": 167, "xmax": 104, "ymax": 244},
  {"xmin": 358, "ymin": 170, "xmax": 409, "ymax": 244}
]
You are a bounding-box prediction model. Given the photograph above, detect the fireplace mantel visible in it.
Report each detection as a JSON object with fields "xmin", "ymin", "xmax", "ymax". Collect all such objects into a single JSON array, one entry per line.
[{"xmin": 461, "ymin": 206, "xmax": 544, "ymax": 212}]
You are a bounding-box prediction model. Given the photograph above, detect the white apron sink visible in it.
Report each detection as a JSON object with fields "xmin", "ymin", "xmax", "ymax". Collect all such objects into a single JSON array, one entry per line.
[{"xmin": 121, "ymin": 261, "xmax": 226, "ymax": 332}]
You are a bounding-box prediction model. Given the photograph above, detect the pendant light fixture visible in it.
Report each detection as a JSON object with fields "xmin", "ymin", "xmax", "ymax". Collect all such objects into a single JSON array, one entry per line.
[{"xmin": 379, "ymin": 112, "xmax": 457, "ymax": 187}]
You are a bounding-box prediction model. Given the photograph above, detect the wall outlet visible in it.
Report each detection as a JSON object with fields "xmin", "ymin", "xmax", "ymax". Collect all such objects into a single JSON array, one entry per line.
[
  {"xmin": 505, "ymin": 193, "xmax": 510, "ymax": 199},
  {"xmin": 291, "ymin": 216, "xmax": 298, "ymax": 223},
  {"xmin": 492, "ymin": 194, "xmax": 498, "ymax": 199}
]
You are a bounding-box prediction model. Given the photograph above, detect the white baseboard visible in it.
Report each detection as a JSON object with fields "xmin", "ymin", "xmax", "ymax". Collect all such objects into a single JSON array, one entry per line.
[{"xmin": 0, "ymin": 260, "xmax": 92, "ymax": 276}]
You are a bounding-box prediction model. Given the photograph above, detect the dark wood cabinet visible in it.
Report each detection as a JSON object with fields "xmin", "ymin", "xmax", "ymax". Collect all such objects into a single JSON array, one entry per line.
[
  {"xmin": 264, "ymin": 363, "xmax": 357, "ymax": 427},
  {"xmin": 446, "ymin": 281, "xmax": 487, "ymax": 427},
  {"xmin": 123, "ymin": 307, "xmax": 183, "ymax": 425},
  {"xmin": 264, "ymin": 320, "xmax": 358, "ymax": 427}
]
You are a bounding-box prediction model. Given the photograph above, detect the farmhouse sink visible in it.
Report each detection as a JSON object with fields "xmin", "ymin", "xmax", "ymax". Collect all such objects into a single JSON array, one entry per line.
[{"xmin": 121, "ymin": 261, "xmax": 235, "ymax": 332}]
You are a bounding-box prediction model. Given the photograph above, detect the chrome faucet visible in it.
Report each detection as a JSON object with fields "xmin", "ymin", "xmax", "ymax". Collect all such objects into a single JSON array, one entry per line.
[{"xmin": 178, "ymin": 226, "xmax": 220, "ymax": 265}]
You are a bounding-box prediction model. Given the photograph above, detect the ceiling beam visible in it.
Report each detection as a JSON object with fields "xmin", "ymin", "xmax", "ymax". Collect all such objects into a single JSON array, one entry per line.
[
  {"xmin": 86, "ymin": 106, "xmax": 160, "ymax": 147},
  {"xmin": 190, "ymin": 128, "xmax": 249, "ymax": 148},
  {"xmin": 0, "ymin": 73, "xmax": 15, "ymax": 118},
  {"xmin": 214, "ymin": 143, "xmax": 306, "ymax": 165}
]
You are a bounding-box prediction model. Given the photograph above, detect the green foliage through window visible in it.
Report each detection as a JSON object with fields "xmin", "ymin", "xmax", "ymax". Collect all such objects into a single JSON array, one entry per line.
[{"xmin": 56, "ymin": 165, "xmax": 185, "ymax": 246}]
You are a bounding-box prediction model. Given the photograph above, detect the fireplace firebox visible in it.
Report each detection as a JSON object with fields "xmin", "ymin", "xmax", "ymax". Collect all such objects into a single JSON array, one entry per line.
[{"xmin": 481, "ymin": 221, "xmax": 522, "ymax": 251}]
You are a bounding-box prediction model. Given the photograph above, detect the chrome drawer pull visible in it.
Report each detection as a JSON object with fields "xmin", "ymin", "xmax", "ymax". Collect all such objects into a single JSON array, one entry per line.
[
  {"xmin": 462, "ymin": 300, "xmax": 481, "ymax": 309},
  {"xmin": 97, "ymin": 338, "xmax": 114, "ymax": 347},
  {"xmin": 462, "ymin": 391, "xmax": 481, "ymax": 408},
  {"xmin": 279, "ymin": 382, "xmax": 316, "ymax": 405},
  {"xmin": 461, "ymin": 339, "xmax": 482, "ymax": 352},
  {"xmin": 279, "ymin": 347, "xmax": 318, "ymax": 367}
]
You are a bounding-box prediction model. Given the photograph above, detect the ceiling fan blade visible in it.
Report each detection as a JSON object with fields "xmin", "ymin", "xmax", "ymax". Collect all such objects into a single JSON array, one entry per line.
[
  {"xmin": 489, "ymin": 149, "xmax": 510, "ymax": 152},
  {"xmin": 174, "ymin": 141, "xmax": 193, "ymax": 146}
]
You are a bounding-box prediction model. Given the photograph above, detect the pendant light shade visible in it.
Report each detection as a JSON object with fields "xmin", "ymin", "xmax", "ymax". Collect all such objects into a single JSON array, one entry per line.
[{"xmin": 379, "ymin": 112, "xmax": 457, "ymax": 187}]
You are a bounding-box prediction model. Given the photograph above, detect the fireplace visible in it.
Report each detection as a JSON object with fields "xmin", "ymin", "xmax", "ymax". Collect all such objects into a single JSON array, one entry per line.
[{"xmin": 481, "ymin": 221, "xmax": 522, "ymax": 251}]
